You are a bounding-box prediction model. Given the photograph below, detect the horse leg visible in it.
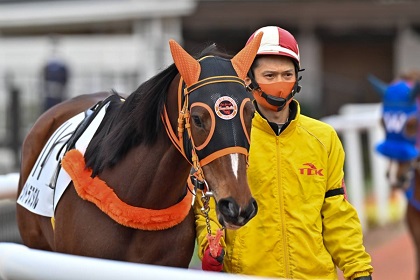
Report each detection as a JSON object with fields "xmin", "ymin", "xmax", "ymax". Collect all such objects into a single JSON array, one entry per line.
[{"xmin": 406, "ymin": 204, "xmax": 420, "ymax": 280}]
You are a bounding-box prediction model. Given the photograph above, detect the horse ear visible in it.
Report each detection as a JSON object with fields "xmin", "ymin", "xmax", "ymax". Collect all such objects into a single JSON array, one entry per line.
[
  {"xmin": 367, "ymin": 74, "xmax": 387, "ymax": 96},
  {"xmin": 169, "ymin": 39, "xmax": 201, "ymax": 87},
  {"xmin": 231, "ymin": 32, "xmax": 263, "ymax": 80}
]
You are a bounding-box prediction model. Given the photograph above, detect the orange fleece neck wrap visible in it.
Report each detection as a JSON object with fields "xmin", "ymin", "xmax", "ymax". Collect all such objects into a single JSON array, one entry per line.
[{"xmin": 61, "ymin": 149, "xmax": 192, "ymax": 231}]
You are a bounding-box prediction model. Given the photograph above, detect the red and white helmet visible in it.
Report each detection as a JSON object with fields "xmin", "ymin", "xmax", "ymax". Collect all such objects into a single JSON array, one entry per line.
[{"xmin": 246, "ymin": 26, "xmax": 300, "ymax": 69}]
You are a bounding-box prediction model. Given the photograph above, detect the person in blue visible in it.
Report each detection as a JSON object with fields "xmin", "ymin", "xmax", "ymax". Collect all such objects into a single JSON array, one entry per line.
[
  {"xmin": 369, "ymin": 71, "xmax": 420, "ymax": 164},
  {"xmin": 42, "ymin": 35, "xmax": 69, "ymax": 111}
]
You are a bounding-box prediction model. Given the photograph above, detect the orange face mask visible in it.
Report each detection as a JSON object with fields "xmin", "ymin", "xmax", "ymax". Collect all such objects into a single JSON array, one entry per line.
[{"xmin": 253, "ymin": 81, "xmax": 296, "ymax": 111}]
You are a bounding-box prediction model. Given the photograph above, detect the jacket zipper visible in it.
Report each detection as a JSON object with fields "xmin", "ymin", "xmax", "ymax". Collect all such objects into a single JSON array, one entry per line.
[{"xmin": 277, "ymin": 137, "xmax": 290, "ymax": 278}]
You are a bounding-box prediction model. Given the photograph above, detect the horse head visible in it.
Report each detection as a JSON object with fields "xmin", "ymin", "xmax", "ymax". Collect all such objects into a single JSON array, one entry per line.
[
  {"xmin": 167, "ymin": 33, "xmax": 263, "ymax": 229},
  {"xmin": 369, "ymin": 74, "xmax": 420, "ymax": 190}
]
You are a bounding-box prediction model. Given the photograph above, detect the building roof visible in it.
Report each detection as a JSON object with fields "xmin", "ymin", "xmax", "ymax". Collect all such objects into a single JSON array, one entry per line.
[{"xmin": 0, "ymin": 0, "xmax": 196, "ymax": 31}]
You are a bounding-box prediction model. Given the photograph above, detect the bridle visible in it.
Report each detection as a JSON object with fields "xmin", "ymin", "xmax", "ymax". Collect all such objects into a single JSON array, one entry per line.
[
  {"xmin": 159, "ymin": 36, "xmax": 261, "ymax": 253},
  {"xmin": 161, "ymin": 67, "xmax": 252, "ymax": 197},
  {"xmin": 161, "ymin": 66, "xmax": 253, "ymax": 242}
]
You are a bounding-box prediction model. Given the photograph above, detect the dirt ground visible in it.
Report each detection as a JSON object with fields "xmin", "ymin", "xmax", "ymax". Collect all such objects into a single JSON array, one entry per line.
[{"xmin": 339, "ymin": 219, "xmax": 416, "ymax": 280}]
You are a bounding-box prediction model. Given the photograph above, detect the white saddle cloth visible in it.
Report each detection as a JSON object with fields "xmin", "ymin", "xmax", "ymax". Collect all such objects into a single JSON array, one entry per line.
[{"xmin": 17, "ymin": 102, "xmax": 109, "ymax": 217}]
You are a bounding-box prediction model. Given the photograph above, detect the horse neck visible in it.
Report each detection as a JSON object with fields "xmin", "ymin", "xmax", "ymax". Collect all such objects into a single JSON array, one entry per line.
[
  {"xmin": 98, "ymin": 130, "xmax": 192, "ymax": 209},
  {"xmin": 100, "ymin": 76, "xmax": 192, "ymax": 209}
]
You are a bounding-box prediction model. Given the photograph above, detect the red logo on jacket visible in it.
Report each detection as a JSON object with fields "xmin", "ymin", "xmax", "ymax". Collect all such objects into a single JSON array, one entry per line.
[{"xmin": 299, "ymin": 163, "xmax": 324, "ymax": 176}]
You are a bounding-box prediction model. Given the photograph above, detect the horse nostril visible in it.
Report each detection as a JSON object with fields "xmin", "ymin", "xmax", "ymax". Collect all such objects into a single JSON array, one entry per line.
[
  {"xmin": 217, "ymin": 197, "xmax": 258, "ymax": 225},
  {"xmin": 218, "ymin": 198, "xmax": 239, "ymax": 219},
  {"xmin": 249, "ymin": 198, "xmax": 258, "ymax": 219},
  {"xmin": 240, "ymin": 198, "xmax": 258, "ymax": 221}
]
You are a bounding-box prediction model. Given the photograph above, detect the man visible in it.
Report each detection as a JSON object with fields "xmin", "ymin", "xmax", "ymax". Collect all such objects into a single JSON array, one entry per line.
[
  {"xmin": 42, "ymin": 35, "xmax": 69, "ymax": 111},
  {"xmin": 194, "ymin": 26, "xmax": 373, "ymax": 280}
]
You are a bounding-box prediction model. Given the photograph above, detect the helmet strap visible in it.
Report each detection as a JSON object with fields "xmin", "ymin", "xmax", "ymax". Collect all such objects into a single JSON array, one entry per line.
[{"xmin": 246, "ymin": 70, "xmax": 260, "ymax": 92}]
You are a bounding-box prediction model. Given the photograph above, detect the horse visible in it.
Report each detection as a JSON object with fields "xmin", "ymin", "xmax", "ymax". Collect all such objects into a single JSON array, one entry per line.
[
  {"xmin": 16, "ymin": 33, "xmax": 263, "ymax": 268},
  {"xmin": 369, "ymin": 72, "xmax": 420, "ymax": 279}
]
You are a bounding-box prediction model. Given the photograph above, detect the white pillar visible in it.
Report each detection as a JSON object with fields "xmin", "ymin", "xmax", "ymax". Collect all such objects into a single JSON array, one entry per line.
[
  {"xmin": 160, "ymin": 17, "xmax": 183, "ymax": 67},
  {"xmin": 368, "ymin": 121, "xmax": 389, "ymax": 226},
  {"xmin": 343, "ymin": 129, "xmax": 366, "ymax": 231},
  {"xmin": 0, "ymin": 173, "xmax": 19, "ymax": 199},
  {"xmin": 133, "ymin": 18, "xmax": 164, "ymax": 81},
  {"xmin": 394, "ymin": 24, "xmax": 420, "ymax": 75},
  {"xmin": 296, "ymin": 26, "xmax": 322, "ymax": 116}
]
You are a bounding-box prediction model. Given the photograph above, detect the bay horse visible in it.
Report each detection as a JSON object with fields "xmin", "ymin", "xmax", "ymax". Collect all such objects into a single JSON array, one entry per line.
[
  {"xmin": 16, "ymin": 33, "xmax": 262, "ymax": 267},
  {"xmin": 369, "ymin": 72, "xmax": 420, "ymax": 279}
]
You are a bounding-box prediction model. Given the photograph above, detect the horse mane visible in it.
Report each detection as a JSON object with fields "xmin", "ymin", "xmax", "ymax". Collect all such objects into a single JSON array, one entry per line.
[{"xmin": 85, "ymin": 43, "xmax": 230, "ymax": 176}]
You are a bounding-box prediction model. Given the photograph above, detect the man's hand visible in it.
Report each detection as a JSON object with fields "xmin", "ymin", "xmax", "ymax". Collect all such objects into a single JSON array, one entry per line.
[{"xmin": 201, "ymin": 246, "xmax": 225, "ymax": 271}]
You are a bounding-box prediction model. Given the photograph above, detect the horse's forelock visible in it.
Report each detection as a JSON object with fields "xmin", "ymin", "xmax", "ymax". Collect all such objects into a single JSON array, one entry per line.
[{"xmin": 193, "ymin": 43, "xmax": 233, "ymax": 60}]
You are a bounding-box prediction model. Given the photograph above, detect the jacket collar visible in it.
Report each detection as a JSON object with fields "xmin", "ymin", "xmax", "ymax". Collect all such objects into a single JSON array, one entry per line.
[{"xmin": 253, "ymin": 99, "xmax": 300, "ymax": 136}]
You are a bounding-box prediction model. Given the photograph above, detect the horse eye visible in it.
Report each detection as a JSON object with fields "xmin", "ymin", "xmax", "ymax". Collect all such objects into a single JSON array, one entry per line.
[{"xmin": 192, "ymin": 115, "xmax": 203, "ymax": 127}]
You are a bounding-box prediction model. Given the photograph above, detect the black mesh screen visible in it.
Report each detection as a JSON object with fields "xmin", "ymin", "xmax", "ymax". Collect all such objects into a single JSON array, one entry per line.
[{"xmin": 182, "ymin": 56, "xmax": 253, "ymax": 162}]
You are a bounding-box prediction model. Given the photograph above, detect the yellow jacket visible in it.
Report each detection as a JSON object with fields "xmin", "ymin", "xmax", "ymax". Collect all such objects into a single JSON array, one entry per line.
[{"xmin": 194, "ymin": 100, "xmax": 373, "ymax": 279}]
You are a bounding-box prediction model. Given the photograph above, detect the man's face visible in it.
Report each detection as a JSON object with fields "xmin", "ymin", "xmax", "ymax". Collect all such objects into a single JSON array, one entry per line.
[
  {"xmin": 245, "ymin": 55, "xmax": 298, "ymax": 113},
  {"xmin": 250, "ymin": 56, "xmax": 296, "ymax": 85}
]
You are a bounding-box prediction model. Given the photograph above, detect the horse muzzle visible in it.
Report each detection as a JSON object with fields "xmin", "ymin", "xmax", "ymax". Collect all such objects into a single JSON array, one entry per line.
[{"xmin": 216, "ymin": 197, "xmax": 258, "ymax": 230}]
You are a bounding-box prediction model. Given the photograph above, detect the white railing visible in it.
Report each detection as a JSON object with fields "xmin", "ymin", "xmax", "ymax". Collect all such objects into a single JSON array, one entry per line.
[
  {"xmin": 0, "ymin": 173, "xmax": 18, "ymax": 200},
  {"xmin": 0, "ymin": 243, "xmax": 275, "ymax": 280},
  {"xmin": 321, "ymin": 103, "xmax": 399, "ymax": 230}
]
